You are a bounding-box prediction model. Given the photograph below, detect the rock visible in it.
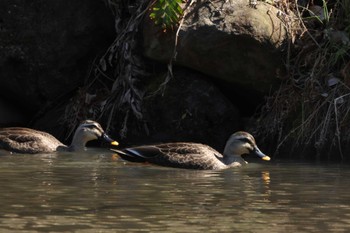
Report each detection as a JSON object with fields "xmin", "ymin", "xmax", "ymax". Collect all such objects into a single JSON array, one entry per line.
[
  {"xmin": 143, "ymin": 0, "xmax": 292, "ymax": 94},
  {"xmin": 309, "ymin": 5, "xmax": 326, "ymax": 22},
  {"xmin": 124, "ymin": 68, "xmax": 241, "ymax": 151},
  {"xmin": 0, "ymin": 0, "xmax": 114, "ymax": 118},
  {"xmin": 0, "ymin": 97, "xmax": 26, "ymax": 127}
]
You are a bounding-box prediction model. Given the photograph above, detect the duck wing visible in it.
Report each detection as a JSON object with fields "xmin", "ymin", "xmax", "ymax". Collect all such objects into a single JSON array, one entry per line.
[
  {"xmin": 0, "ymin": 127, "xmax": 64, "ymax": 154},
  {"xmin": 111, "ymin": 142, "xmax": 225, "ymax": 170}
]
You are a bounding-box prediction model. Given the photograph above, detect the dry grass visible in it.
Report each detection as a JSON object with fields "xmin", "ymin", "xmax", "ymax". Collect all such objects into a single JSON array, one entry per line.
[
  {"xmin": 64, "ymin": 0, "xmax": 153, "ymax": 138},
  {"xmin": 253, "ymin": 0, "xmax": 350, "ymax": 159},
  {"xmin": 63, "ymin": 0, "xmax": 192, "ymax": 138}
]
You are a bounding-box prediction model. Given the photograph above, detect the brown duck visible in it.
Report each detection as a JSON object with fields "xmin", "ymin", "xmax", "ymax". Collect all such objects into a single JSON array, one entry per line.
[
  {"xmin": 0, "ymin": 120, "xmax": 118, "ymax": 154},
  {"xmin": 111, "ymin": 131, "xmax": 270, "ymax": 170}
]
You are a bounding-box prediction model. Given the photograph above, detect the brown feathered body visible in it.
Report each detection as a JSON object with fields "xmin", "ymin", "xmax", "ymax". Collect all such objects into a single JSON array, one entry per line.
[
  {"xmin": 0, "ymin": 120, "xmax": 117, "ymax": 154},
  {"xmin": 0, "ymin": 127, "xmax": 64, "ymax": 154},
  {"xmin": 116, "ymin": 143, "xmax": 227, "ymax": 170},
  {"xmin": 112, "ymin": 131, "xmax": 270, "ymax": 170}
]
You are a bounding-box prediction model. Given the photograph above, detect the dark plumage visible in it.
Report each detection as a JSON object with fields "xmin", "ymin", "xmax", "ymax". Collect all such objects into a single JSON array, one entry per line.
[
  {"xmin": 111, "ymin": 131, "xmax": 270, "ymax": 170},
  {"xmin": 0, "ymin": 120, "xmax": 118, "ymax": 154}
]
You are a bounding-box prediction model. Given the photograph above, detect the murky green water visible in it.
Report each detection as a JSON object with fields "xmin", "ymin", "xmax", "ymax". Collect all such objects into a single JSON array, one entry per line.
[{"xmin": 0, "ymin": 149, "xmax": 350, "ymax": 232}]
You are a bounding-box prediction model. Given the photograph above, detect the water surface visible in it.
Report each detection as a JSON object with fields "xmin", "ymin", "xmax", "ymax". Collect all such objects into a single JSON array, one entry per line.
[{"xmin": 0, "ymin": 150, "xmax": 349, "ymax": 232}]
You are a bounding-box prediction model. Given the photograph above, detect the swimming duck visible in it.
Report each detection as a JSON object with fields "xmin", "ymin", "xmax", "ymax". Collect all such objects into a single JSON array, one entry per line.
[
  {"xmin": 111, "ymin": 131, "xmax": 270, "ymax": 170},
  {"xmin": 0, "ymin": 120, "xmax": 118, "ymax": 154}
]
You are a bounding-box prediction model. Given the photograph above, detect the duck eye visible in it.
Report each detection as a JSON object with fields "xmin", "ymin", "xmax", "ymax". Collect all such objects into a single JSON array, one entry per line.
[
  {"xmin": 86, "ymin": 125, "xmax": 96, "ymax": 129},
  {"xmin": 238, "ymin": 138, "xmax": 251, "ymax": 144}
]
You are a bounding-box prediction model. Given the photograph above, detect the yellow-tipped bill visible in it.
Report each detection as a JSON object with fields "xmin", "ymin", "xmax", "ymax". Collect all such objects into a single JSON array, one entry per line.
[
  {"xmin": 253, "ymin": 146, "xmax": 270, "ymax": 162},
  {"xmin": 101, "ymin": 133, "xmax": 118, "ymax": 146},
  {"xmin": 111, "ymin": 141, "xmax": 119, "ymax": 146}
]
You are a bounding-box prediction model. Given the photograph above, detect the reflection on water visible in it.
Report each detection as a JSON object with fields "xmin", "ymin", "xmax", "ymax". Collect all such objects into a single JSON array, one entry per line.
[{"xmin": 0, "ymin": 150, "xmax": 350, "ymax": 232}]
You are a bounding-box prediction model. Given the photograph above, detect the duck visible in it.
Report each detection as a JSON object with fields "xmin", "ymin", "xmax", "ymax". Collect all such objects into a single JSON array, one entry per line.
[
  {"xmin": 111, "ymin": 131, "xmax": 270, "ymax": 170},
  {"xmin": 0, "ymin": 120, "xmax": 118, "ymax": 154}
]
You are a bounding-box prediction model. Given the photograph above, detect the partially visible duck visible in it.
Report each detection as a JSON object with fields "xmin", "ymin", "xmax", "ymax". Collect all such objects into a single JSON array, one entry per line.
[
  {"xmin": 0, "ymin": 120, "xmax": 118, "ymax": 154},
  {"xmin": 111, "ymin": 131, "xmax": 270, "ymax": 170}
]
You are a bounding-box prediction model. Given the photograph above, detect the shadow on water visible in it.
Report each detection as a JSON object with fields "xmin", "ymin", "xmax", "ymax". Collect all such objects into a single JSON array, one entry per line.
[{"xmin": 0, "ymin": 150, "xmax": 350, "ymax": 232}]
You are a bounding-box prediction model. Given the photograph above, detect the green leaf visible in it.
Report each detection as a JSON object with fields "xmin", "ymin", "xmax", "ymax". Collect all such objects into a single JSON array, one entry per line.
[{"xmin": 149, "ymin": 0, "xmax": 184, "ymax": 30}]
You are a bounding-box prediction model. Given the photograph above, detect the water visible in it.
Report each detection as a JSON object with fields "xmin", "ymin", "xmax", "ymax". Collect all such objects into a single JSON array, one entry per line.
[{"xmin": 0, "ymin": 149, "xmax": 350, "ymax": 232}]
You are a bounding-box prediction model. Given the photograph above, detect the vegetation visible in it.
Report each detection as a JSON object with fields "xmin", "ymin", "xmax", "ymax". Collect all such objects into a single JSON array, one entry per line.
[
  {"xmin": 149, "ymin": 0, "xmax": 184, "ymax": 31},
  {"xmin": 64, "ymin": 0, "xmax": 152, "ymax": 137},
  {"xmin": 254, "ymin": 0, "xmax": 350, "ymax": 159},
  {"xmin": 64, "ymin": 0, "xmax": 187, "ymax": 137}
]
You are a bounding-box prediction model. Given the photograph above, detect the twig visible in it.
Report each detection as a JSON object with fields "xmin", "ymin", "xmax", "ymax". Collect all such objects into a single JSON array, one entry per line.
[
  {"xmin": 159, "ymin": 0, "xmax": 197, "ymax": 93},
  {"xmin": 294, "ymin": 0, "xmax": 321, "ymax": 48}
]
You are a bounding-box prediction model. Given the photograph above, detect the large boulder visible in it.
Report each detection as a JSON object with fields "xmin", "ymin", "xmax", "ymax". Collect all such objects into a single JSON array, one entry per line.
[
  {"xmin": 0, "ymin": 0, "xmax": 114, "ymax": 120},
  {"xmin": 143, "ymin": 0, "xmax": 292, "ymax": 94},
  {"xmin": 126, "ymin": 68, "xmax": 241, "ymax": 150}
]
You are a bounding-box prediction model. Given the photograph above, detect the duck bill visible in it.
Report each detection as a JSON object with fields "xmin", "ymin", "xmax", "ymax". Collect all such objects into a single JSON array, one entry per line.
[
  {"xmin": 252, "ymin": 146, "xmax": 270, "ymax": 161},
  {"xmin": 101, "ymin": 133, "xmax": 119, "ymax": 146}
]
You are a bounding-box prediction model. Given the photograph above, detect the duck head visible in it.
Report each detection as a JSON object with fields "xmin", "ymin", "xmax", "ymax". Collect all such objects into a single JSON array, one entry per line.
[
  {"xmin": 223, "ymin": 131, "xmax": 270, "ymax": 165},
  {"xmin": 70, "ymin": 120, "xmax": 118, "ymax": 151}
]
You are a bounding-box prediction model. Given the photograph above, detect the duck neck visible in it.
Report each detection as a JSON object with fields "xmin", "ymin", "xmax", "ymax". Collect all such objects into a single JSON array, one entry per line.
[
  {"xmin": 223, "ymin": 155, "xmax": 247, "ymax": 166},
  {"xmin": 68, "ymin": 131, "xmax": 87, "ymax": 152},
  {"xmin": 223, "ymin": 147, "xmax": 247, "ymax": 166}
]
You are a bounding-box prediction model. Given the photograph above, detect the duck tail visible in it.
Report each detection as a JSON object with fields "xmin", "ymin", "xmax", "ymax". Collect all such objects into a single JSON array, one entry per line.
[{"xmin": 110, "ymin": 148, "xmax": 147, "ymax": 162}]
